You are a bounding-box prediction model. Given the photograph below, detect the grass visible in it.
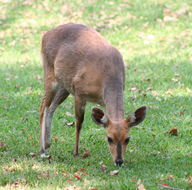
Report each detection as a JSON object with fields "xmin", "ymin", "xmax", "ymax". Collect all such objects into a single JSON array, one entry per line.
[{"xmin": 0, "ymin": 0, "xmax": 192, "ymax": 189}]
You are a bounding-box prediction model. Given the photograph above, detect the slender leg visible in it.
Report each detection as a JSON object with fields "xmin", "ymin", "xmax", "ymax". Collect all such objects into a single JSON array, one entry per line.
[
  {"xmin": 74, "ymin": 96, "xmax": 86, "ymax": 155},
  {"xmin": 40, "ymin": 84, "xmax": 69, "ymax": 157},
  {"xmin": 45, "ymin": 87, "xmax": 69, "ymax": 148},
  {"xmin": 40, "ymin": 86, "xmax": 55, "ymax": 157}
]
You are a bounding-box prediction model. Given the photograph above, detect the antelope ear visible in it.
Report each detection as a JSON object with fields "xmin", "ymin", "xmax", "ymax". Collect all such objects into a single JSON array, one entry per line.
[
  {"xmin": 91, "ymin": 107, "xmax": 108, "ymax": 127},
  {"xmin": 127, "ymin": 106, "xmax": 147, "ymax": 127}
]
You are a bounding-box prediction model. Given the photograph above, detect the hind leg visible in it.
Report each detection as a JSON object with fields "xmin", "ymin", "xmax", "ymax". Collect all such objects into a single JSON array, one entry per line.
[
  {"xmin": 40, "ymin": 78, "xmax": 56, "ymax": 157},
  {"xmin": 45, "ymin": 86, "xmax": 69, "ymax": 149},
  {"xmin": 40, "ymin": 84, "xmax": 69, "ymax": 157}
]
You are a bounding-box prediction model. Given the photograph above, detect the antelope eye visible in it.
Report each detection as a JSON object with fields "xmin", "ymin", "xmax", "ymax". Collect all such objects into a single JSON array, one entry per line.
[
  {"xmin": 107, "ymin": 137, "xmax": 113, "ymax": 144},
  {"xmin": 125, "ymin": 137, "xmax": 130, "ymax": 144}
]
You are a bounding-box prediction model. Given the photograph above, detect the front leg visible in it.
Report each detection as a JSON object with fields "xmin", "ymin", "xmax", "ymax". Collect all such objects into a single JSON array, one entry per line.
[{"xmin": 74, "ymin": 96, "xmax": 86, "ymax": 155}]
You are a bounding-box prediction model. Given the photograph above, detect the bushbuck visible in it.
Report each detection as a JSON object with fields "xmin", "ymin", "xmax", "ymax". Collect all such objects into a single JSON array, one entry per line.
[{"xmin": 40, "ymin": 23, "xmax": 147, "ymax": 166}]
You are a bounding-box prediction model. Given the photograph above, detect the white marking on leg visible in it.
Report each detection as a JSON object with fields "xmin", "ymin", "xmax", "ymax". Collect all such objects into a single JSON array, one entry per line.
[
  {"xmin": 41, "ymin": 107, "xmax": 48, "ymax": 151},
  {"xmin": 40, "ymin": 153, "xmax": 50, "ymax": 158},
  {"xmin": 46, "ymin": 111, "xmax": 53, "ymax": 144}
]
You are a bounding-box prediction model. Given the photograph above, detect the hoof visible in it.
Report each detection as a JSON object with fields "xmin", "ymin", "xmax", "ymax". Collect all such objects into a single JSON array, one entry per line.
[{"xmin": 40, "ymin": 153, "xmax": 50, "ymax": 158}]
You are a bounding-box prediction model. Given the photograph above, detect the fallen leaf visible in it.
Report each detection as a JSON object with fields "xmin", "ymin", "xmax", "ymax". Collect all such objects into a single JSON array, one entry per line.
[
  {"xmin": 152, "ymin": 90, "xmax": 158, "ymax": 95},
  {"xmin": 143, "ymin": 78, "xmax": 151, "ymax": 82},
  {"xmin": 147, "ymin": 87, "xmax": 153, "ymax": 91},
  {"xmin": 168, "ymin": 127, "xmax": 178, "ymax": 136},
  {"xmin": 137, "ymin": 179, "xmax": 146, "ymax": 190},
  {"xmin": 110, "ymin": 170, "xmax": 119, "ymax": 176},
  {"xmin": 130, "ymin": 86, "xmax": 138, "ymax": 91},
  {"xmin": 15, "ymin": 85, "xmax": 20, "ymax": 89},
  {"xmin": 28, "ymin": 136, "xmax": 34, "ymax": 140},
  {"xmin": 64, "ymin": 185, "xmax": 81, "ymax": 190},
  {"xmin": 82, "ymin": 150, "xmax": 90, "ymax": 158},
  {"xmin": 161, "ymin": 184, "xmax": 169, "ymax": 186},
  {"xmin": 79, "ymin": 168, "xmax": 88, "ymax": 171},
  {"xmin": 151, "ymin": 150, "xmax": 161, "ymax": 155},
  {"xmin": 21, "ymin": 117, "xmax": 28, "ymax": 121},
  {"xmin": 66, "ymin": 112, "xmax": 73, "ymax": 117},
  {"xmin": 29, "ymin": 152, "xmax": 36, "ymax": 158},
  {"xmin": 163, "ymin": 16, "xmax": 177, "ymax": 22},
  {"xmin": 174, "ymin": 73, "xmax": 181, "ymax": 78},
  {"xmin": 66, "ymin": 122, "xmax": 75, "ymax": 127},
  {"xmin": 73, "ymin": 174, "xmax": 81, "ymax": 180},
  {"xmin": 171, "ymin": 78, "xmax": 178, "ymax": 82},
  {"xmin": 176, "ymin": 8, "xmax": 188, "ymax": 16},
  {"xmin": 166, "ymin": 89, "xmax": 173, "ymax": 95},
  {"xmin": 142, "ymin": 93, "xmax": 147, "ymax": 97},
  {"xmin": 0, "ymin": 142, "xmax": 6, "ymax": 147},
  {"xmin": 66, "ymin": 180, "xmax": 73, "ymax": 183},
  {"xmin": 179, "ymin": 111, "xmax": 184, "ymax": 116},
  {"xmin": 37, "ymin": 171, "xmax": 50, "ymax": 179},
  {"xmin": 101, "ymin": 164, "xmax": 108, "ymax": 172},
  {"xmin": 53, "ymin": 136, "xmax": 58, "ymax": 143},
  {"xmin": 167, "ymin": 174, "xmax": 174, "ymax": 180},
  {"xmin": 187, "ymin": 176, "xmax": 192, "ymax": 183},
  {"xmin": 130, "ymin": 178, "xmax": 137, "ymax": 182},
  {"xmin": 88, "ymin": 188, "xmax": 98, "ymax": 190}
]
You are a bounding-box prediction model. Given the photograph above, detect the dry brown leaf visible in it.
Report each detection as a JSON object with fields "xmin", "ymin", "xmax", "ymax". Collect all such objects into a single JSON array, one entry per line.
[
  {"xmin": 146, "ymin": 87, "xmax": 152, "ymax": 91},
  {"xmin": 166, "ymin": 89, "xmax": 173, "ymax": 95},
  {"xmin": 174, "ymin": 73, "xmax": 181, "ymax": 78},
  {"xmin": 21, "ymin": 117, "xmax": 28, "ymax": 121},
  {"xmin": 82, "ymin": 151, "xmax": 90, "ymax": 158},
  {"xmin": 101, "ymin": 164, "xmax": 108, "ymax": 172},
  {"xmin": 110, "ymin": 170, "xmax": 119, "ymax": 176},
  {"xmin": 0, "ymin": 142, "xmax": 6, "ymax": 147},
  {"xmin": 151, "ymin": 91, "xmax": 158, "ymax": 95},
  {"xmin": 137, "ymin": 179, "xmax": 146, "ymax": 190},
  {"xmin": 88, "ymin": 188, "xmax": 98, "ymax": 190},
  {"xmin": 29, "ymin": 152, "xmax": 36, "ymax": 158},
  {"xmin": 53, "ymin": 136, "xmax": 58, "ymax": 143},
  {"xmin": 37, "ymin": 171, "xmax": 50, "ymax": 179},
  {"xmin": 179, "ymin": 111, "xmax": 184, "ymax": 116},
  {"xmin": 5, "ymin": 164, "xmax": 22, "ymax": 172},
  {"xmin": 187, "ymin": 176, "xmax": 192, "ymax": 183},
  {"xmin": 143, "ymin": 78, "xmax": 151, "ymax": 82},
  {"xmin": 167, "ymin": 174, "xmax": 174, "ymax": 180},
  {"xmin": 168, "ymin": 127, "xmax": 178, "ymax": 136}
]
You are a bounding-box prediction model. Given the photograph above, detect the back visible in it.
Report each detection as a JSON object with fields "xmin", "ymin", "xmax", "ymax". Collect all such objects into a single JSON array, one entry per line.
[{"xmin": 41, "ymin": 23, "xmax": 125, "ymax": 102}]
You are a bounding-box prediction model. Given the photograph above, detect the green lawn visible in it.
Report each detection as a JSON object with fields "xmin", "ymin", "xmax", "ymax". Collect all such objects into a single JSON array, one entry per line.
[{"xmin": 0, "ymin": 0, "xmax": 192, "ymax": 189}]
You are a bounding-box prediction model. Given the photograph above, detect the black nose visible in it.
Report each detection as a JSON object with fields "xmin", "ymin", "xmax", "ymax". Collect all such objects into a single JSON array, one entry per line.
[{"xmin": 115, "ymin": 159, "xmax": 123, "ymax": 166}]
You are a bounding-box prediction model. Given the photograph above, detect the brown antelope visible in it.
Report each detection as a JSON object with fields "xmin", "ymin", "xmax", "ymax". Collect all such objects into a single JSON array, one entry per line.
[{"xmin": 40, "ymin": 23, "xmax": 147, "ymax": 166}]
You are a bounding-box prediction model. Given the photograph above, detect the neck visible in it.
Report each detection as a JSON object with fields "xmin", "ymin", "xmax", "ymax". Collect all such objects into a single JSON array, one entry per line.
[{"xmin": 103, "ymin": 76, "xmax": 124, "ymax": 120}]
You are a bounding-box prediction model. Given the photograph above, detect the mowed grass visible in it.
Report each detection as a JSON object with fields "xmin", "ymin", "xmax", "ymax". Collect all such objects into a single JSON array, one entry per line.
[{"xmin": 0, "ymin": 0, "xmax": 192, "ymax": 189}]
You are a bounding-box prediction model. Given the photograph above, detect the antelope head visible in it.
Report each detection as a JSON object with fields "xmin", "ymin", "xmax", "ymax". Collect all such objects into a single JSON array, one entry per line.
[{"xmin": 92, "ymin": 106, "xmax": 147, "ymax": 166}]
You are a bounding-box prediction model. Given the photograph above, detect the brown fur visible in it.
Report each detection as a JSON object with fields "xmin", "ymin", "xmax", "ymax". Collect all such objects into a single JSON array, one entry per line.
[{"xmin": 40, "ymin": 23, "xmax": 146, "ymax": 164}]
